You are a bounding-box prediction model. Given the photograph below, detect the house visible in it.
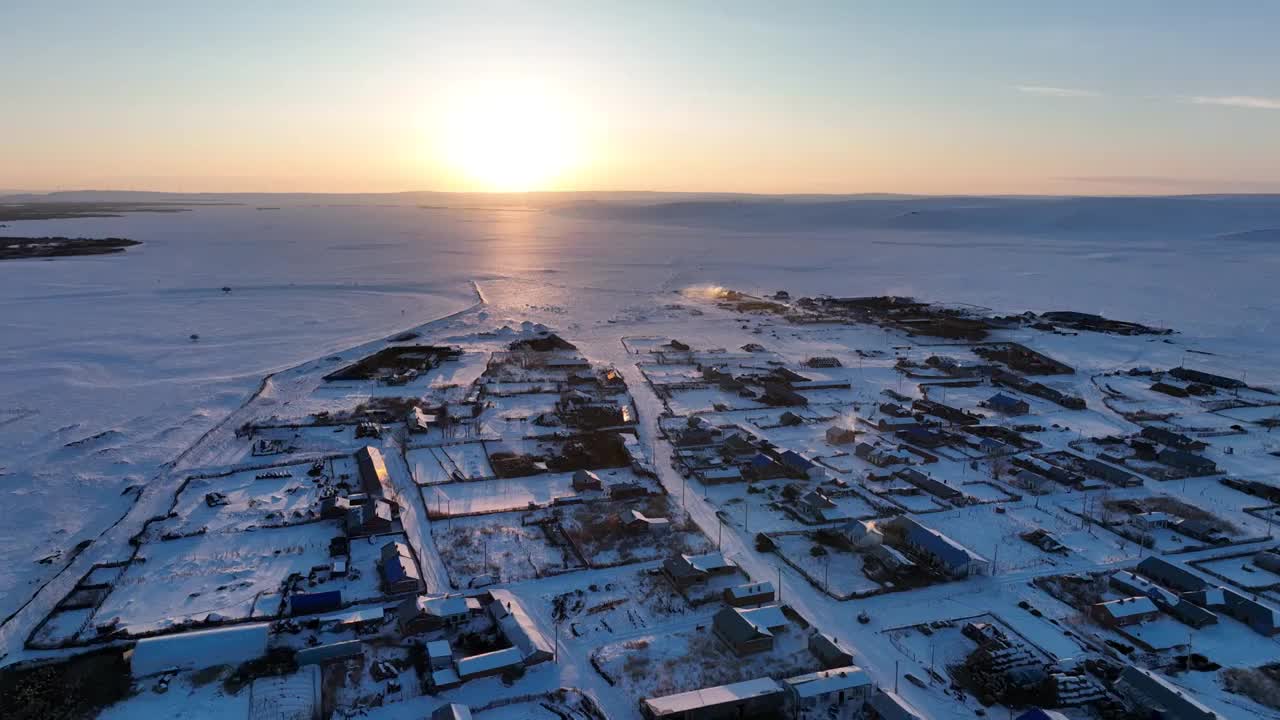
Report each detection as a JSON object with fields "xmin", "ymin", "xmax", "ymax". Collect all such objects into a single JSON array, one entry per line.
[
  {"xmin": 780, "ymin": 450, "xmax": 818, "ymax": 478},
  {"xmin": 1082, "ymin": 458, "xmax": 1141, "ymax": 486},
  {"xmin": 290, "ymin": 590, "xmax": 343, "ymax": 616},
  {"xmin": 1132, "ymin": 511, "xmax": 1175, "ymax": 530},
  {"xmin": 1168, "ymin": 599, "xmax": 1218, "ymax": 629},
  {"xmin": 625, "ymin": 509, "xmax": 672, "ymax": 534},
  {"xmin": 320, "ymin": 495, "xmax": 352, "ymax": 519},
  {"xmin": 129, "ymin": 622, "xmax": 269, "ymax": 678},
  {"xmin": 355, "ymin": 445, "xmax": 392, "ymax": 498},
  {"xmin": 868, "ymin": 689, "xmax": 925, "ymax": 720},
  {"xmin": 857, "ymin": 442, "xmax": 914, "ymax": 468},
  {"xmin": 489, "ymin": 589, "xmax": 555, "ymax": 662},
  {"xmin": 1169, "ymin": 366, "xmax": 1245, "ymax": 390},
  {"xmin": 1140, "ymin": 426, "xmax": 1206, "ymax": 451},
  {"xmin": 762, "ymin": 382, "xmax": 808, "ymax": 407},
  {"xmin": 893, "ymin": 516, "xmax": 991, "ymax": 577},
  {"xmin": 1175, "ymin": 519, "xmax": 1227, "ymax": 545},
  {"xmin": 571, "ymin": 469, "xmax": 603, "ymax": 491},
  {"xmin": 1157, "ymin": 448, "xmax": 1218, "ymax": 475},
  {"xmin": 456, "ymin": 646, "xmax": 525, "ymax": 680},
  {"xmin": 1151, "ymin": 381, "xmax": 1190, "ymax": 398},
  {"xmin": 609, "ymin": 481, "xmax": 650, "ymax": 500},
  {"xmin": 713, "ymin": 605, "xmax": 787, "ymax": 656},
  {"xmin": 805, "ymin": 356, "xmax": 842, "ymax": 368},
  {"xmin": 896, "ymin": 426, "xmax": 948, "ymax": 449},
  {"xmin": 345, "ymin": 497, "xmax": 394, "ymax": 535},
  {"xmin": 783, "ymin": 666, "xmax": 871, "ymax": 720},
  {"xmin": 986, "ymin": 393, "xmax": 1030, "ymax": 416},
  {"xmin": 427, "ymin": 639, "xmax": 453, "ymax": 670},
  {"xmin": 1136, "ymin": 557, "xmax": 1208, "ymax": 593},
  {"xmin": 1021, "ymin": 529, "xmax": 1067, "ymax": 554},
  {"xmin": 724, "ymin": 581, "xmax": 775, "ymax": 607},
  {"xmin": 641, "ymin": 677, "xmax": 784, "ymax": 719},
  {"xmin": 431, "ymin": 705, "xmax": 473, "ymax": 720},
  {"xmin": 380, "ymin": 541, "xmax": 422, "ymax": 593},
  {"xmin": 1212, "ymin": 587, "xmax": 1280, "ymax": 636},
  {"xmin": 897, "ymin": 468, "xmax": 962, "ymax": 501},
  {"xmin": 745, "ymin": 452, "xmax": 788, "ymax": 481},
  {"xmin": 868, "ymin": 544, "xmax": 915, "ymax": 573},
  {"xmin": 1009, "ymin": 469, "xmax": 1053, "ymax": 494},
  {"xmin": 407, "ymin": 407, "xmax": 438, "ymax": 433},
  {"xmin": 826, "ymin": 426, "xmax": 858, "ymax": 445},
  {"xmin": 1091, "ymin": 596, "xmax": 1160, "ymax": 627},
  {"xmin": 296, "ymin": 639, "xmax": 363, "ymax": 666},
  {"xmin": 809, "ymin": 632, "xmax": 855, "ymax": 668},
  {"xmin": 1115, "ymin": 665, "xmax": 1221, "ymax": 720},
  {"xmin": 796, "ymin": 488, "xmax": 846, "ymax": 523},
  {"xmin": 841, "ymin": 519, "xmax": 883, "ymax": 548},
  {"xmin": 397, "ymin": 594, "xmax": 477, "ymax": 634},
  {"xmin": 664, "ymin": 552, "xmax": 737, "ymax": 587}
]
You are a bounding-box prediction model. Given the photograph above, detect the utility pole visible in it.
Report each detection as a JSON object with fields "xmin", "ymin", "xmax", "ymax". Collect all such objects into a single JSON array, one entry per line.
[
  {"xmin": 744, "ymin": 501, "xmax": 749, "ymax": 533},
  {"xmin": 776, "ymin": 564, "xmax": 782, "ymax": 604},
  {"xmin": 555, "ymin": 619, "xmax": 560, "ymax": 663},
  {"xmin": 717, "ymin": 515, "xmax": 723, "ymax": 551}
]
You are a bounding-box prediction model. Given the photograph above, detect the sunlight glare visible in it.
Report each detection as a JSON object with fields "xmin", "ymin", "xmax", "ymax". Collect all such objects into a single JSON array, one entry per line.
[{"xmin": 439, "ymin": 82, "xmax": 582, "ymax": 192}]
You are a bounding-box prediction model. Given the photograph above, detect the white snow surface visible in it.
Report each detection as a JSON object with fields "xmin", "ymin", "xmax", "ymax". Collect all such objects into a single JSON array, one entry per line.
[{"xmin": 3, "ymin": 193, "xmax": 1280, "ymax": 720}]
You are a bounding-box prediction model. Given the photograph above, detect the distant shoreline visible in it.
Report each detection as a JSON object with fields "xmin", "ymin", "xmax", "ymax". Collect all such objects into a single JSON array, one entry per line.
[{"xmin": 0, "ymin": 236, "xmax": 141, "ymax": 260}]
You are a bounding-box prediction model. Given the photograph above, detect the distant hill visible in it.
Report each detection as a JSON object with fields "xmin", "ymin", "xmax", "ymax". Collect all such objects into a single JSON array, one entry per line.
[
  {"xmin": 553, "ymin": 194, "xmax": 1280, "ymax": 239},
  {"xmin": 1214, "ymin": 227, "xmax": 1280, "ymax": 242}
]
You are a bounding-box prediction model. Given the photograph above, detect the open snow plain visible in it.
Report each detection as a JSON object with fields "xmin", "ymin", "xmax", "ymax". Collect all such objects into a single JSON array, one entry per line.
[{"xmin": 3, "ymin": 193, "xmax": 1280, "ymax": 718}]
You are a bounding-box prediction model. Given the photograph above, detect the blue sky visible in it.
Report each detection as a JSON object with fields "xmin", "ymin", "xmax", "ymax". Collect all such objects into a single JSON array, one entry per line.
[{"xmin": 2, "ymin": 2, "xmax": 1277, "ymax": 193}]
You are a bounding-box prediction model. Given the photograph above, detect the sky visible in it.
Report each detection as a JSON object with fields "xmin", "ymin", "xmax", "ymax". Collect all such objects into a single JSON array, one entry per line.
[{"xmin": 2, "ymin": 1, "xmax": 1278, "ymax": 195}]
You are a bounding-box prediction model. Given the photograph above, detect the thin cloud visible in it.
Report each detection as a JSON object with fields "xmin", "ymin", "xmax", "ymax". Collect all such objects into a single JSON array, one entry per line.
[
  {"xmin": 1186, "ymin": 95, "xmax": 1280, "ymax": 110},
  {"xmin": 1014, "ymin": 85, "xmax": 1099, "ymax": 98}
]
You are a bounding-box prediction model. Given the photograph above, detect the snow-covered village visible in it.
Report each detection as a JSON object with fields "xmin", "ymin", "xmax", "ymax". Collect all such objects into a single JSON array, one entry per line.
[{"xmin": 6, "ymin": 210, "xmax": 1280, "ymax": 720}]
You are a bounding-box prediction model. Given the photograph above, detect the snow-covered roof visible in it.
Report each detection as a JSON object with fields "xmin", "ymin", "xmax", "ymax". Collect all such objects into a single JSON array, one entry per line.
[
  {"xmin": 456, "ymin": 646, "xmax": 523, "ymax": 678},
  {"xmin": 1117, "ymin": 665, "xmax": 1221, "ymax": 719},
  {"xmin": 685, "ymin": 551, "xmax": 734, "ymax": 573},
  {"xmin": 726, "ymin": 581, "xmax": 775, "ymax": 601},
  {"xmin": 317, "ymin": 607, "xmax": 385, "ymax": 626},
  {"xmin": 427, "ymin": 639, "xmax": 452, "ymax": 659},
  {"xmin": 488, "ymin": 588, "xmax": 554, "ymax": 660},
  {"xmin": 131, "ymin": 622, "xmax": 269, "ymax": 677},
  {"xmin": 784, "ymin": 666, "xmax": 870, "ymax": 698},
  {"xmin": 1095, "ymin": 596, "xmax": 1158, "ymax": 619},
  {"xmin": 643, "ymin": 677, "xmax": 783, "ymax": 717},
  {"xmin": 430, "ymin": 704, "xmax": 473, "ymax": 720},
  {"xmin": 739, "ymin": 605, "xmax": 789, "ymax": 632}
]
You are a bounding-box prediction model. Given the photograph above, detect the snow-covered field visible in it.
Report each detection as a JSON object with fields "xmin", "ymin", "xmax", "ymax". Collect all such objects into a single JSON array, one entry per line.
[{"xmin": 5, "ymin": 193, "xmax": 1280, "ymax": 719}]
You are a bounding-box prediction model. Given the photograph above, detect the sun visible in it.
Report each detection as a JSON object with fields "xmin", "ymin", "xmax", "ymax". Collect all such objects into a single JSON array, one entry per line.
[{"xmin": 439, "ymin": 83, "xmax": 581, "ymax": 192}]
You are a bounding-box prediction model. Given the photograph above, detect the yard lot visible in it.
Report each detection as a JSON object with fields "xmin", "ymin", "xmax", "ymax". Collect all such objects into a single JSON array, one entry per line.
[
  {"xmin": 591, "ymin": 619, "xmax": 821, "ymax": 699},
  {"xmin": 547, "ymin": 569, "xmax": 700, "ymax": 641},
  {"xmin": 424, "ymin": 467, "xmax": 656, "ymax": 516},
  {"xmin": 155, "ymin": 458, "xmax": 351, "ymax": 537},
  {"xmin": 562, "ymin": 495, "xmax": 713, "ymax": 567},
  {"xmin": 439, "ymin": 442, "xmax": 495, "ymax": 480},
  {"xmin": 771, "ymin": 533, "xmax": 883, "ymax": 598},
  {"xmin": 91, "ymin": 522, "xmax": 383, "ymax": 634},
  {"xmin": 1196, "ymin": 555, "xmax": 1280, "ymax": 590},
  {"xmin": 407, "ymin": 446, "xmax": 454, "ymax": 485},
  {"xmin": 667, "ymin": 387, "xmax": 765, "ymax": 415},
  {"xmin": 432, "ymin": 511, "xmax": 584, "ymax": 586}
]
